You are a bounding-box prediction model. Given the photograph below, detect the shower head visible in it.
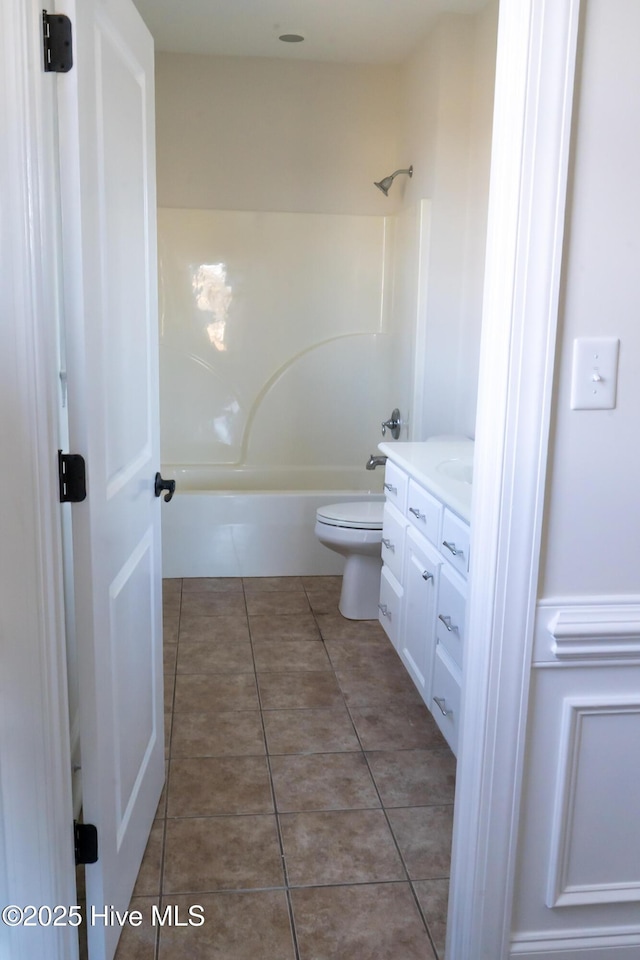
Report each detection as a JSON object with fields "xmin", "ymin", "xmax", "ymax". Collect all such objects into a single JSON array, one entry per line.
[{"xmin": 374, "ymin": 165, "xmax": 413, "ymax": 196}]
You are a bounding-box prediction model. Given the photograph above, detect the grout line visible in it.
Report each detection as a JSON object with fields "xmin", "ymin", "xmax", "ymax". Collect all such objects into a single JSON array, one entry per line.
[
  {"xmin": 156, "ymin": 577, "xmax": 182, "ymax": 960},
  {"xmin": 246, "ymin": 577, "xmax": 302, "ymax": 960}
]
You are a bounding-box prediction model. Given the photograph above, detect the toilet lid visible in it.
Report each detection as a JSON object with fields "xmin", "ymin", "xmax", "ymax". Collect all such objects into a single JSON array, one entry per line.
[{"xmin": 316, "ymin": 500, "xmax": 384, "ymax": 530}]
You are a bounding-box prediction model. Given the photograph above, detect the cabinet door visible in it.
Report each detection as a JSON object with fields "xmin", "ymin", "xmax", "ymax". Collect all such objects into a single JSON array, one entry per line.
[
  {"xmin": 435, "ymin": 563, "xmax": 467, "ymax": 670},
  {"xmin": 400, "ymin": 529, "xmax": 442, "ymax": 702},
  {"xmin": 378, "ymin": 565, "xmax": 403, "ymax": 650}
]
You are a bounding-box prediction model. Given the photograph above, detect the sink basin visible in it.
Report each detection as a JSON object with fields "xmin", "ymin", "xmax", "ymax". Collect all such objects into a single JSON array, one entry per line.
[{"xmin": 436, "ymin": 459, "xmax": 473, "ymax": 485}]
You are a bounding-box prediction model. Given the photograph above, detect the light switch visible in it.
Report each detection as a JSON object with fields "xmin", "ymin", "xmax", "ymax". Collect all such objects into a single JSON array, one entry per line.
[{"xmin": 570, "ymin": 337, "xmax": 619, "ymax": 410}]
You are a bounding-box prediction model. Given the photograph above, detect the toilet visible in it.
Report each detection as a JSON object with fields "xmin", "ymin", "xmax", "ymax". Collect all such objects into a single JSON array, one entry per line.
[{"xmin": 314, "ymin": 500, "xmax": 384, "ymax": 620}]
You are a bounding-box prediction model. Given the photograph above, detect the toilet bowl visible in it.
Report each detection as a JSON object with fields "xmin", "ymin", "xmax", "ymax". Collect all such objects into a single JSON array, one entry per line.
[{"xmin": 314, "ymin": 500, "xmax": 384, "ymax": 620}]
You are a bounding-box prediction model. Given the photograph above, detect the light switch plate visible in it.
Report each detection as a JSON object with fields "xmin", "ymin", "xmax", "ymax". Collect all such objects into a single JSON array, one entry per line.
[{"xmin": 570, "ymin": 337, "xmax": 620, "ymax": 410}]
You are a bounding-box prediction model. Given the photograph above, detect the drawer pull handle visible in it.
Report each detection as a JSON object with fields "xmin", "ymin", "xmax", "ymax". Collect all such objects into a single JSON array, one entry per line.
[
  {"xmin": 442, "ymin": 540, "xmax": 459, "ymax": 556},
  {"xmin": 438, "ymin": 614, "xmax": 458, "ymax": 633},
  {"xmin": 422, "ymin": 570, "xmax": 434, "ymax": 582},
  {"xmin": 381, "ymin": 537, "xmax": 395, "ymax": 552},
  {"xmin": 383, "ymin": 483, "xmax": 397, "ymax": 495},
  {"xmin": 409, "ymin": 507, "xmax": 426, "ymax": 521},
  {"xmin": 433, "ymin": 695, "xmax": 452, "ymax": 717},
  {"xmin": 378, "ymin": 603, "xmax": 391, "ymax": 619}
]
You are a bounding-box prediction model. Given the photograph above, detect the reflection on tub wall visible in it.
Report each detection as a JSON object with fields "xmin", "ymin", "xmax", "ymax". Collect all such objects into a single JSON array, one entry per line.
[{"xmin": 158, "ymin": 207, "xmax": 401, "ymax": 472}]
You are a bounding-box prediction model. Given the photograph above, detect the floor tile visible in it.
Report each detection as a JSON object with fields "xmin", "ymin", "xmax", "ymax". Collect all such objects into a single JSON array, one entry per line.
[
  {"xmin": 178, "ymin": 616, "xmax": 250, "ymax": 644},
  {"xmin": 167, "ymin": 756, "xmax": 273, "ymax": 817},
  {"xmin": 350, "ymin": 702, "xmax": 446, "ymax": 751},
  {"xmin": 174, "ymin": 674, "xmax": 259, "ymax": 713},
  {"xmin": 164, "ymin": 674, "xmax": 175, "ymax": 714},
  {"xmin": 387, "ymin": 806, "xmax": 454, "ymax": 880},
  {"xmin": 413, "ymin": 879, "xmax": 449, "ymax": 959},
  {"xmin": 243, "ymin": 576, "xmax": 305, "ymax": 595},
  {"xmin": 279, "ymin": 809, "xmax": 405, "ymax": 885},
  {"xmin": 324, "ymin": 637, "xmax": 400, "ymax": 671},
  {"xmin": 248, "ymin": 614, "xmax": 320, "ymax": 642},
  {"xmin": 163, "ymin": 613, "xmax": 179, "ymax": 645},
  {"xmin": 263, "ymin": 707, "xmax": 361, "ymax": 755},
  {"xmin": 113, "ymin": 897, "xmax": 158, "ymax": 960},
  {"xmin": 163, "ymin": 642, "xmax": 177, "ymax": 674},
  {"xmin": 246, "ymin": 592, "xmax": 311, "ymax": 616},
  {"xmin": 316, "ymin": 614, "xmax": 388, "ymax": 642},
  {"xmin": 291, "ymin": 883, "xmax": 436, "ymax": 960},
  {"xmin": 181, "ymin": 577, "xmax": 244, "ymax": 595},
  {"xmin": 271, "ymin": 753, "xmax": 380, "ymax": 812},
  {"xmin": 163, "ymin": 815, "xmax": 284, "ymax": 893},
  {"xmin": 366, "ymin": 748, "xmax": 456, "ymax": 807},
  {"xmin": 176, "ymin": 640, "xmax": 254, "ymax": 674},
  {"xmin": 156, "ymin": 771, "xmax": 168, "ymax": 819},
  {"xmin": 163, "ymin": 592, "xmax": 181, "ymax": 617},
  {"xmin": 180, "ymin": 593, "xmax": 247, "ymax": 619},
  {"xmin": 158, "ymin": 891, "xmax": 295, "ymax": 960},
  {"xmin": 258, "ymin": 671, "xmax": 345, "ymax": 710},
  {"xmin": 163, "ymin": 578, "xmax": 182, "ymax": 599},
  {"xmin": 335, "ymin": 665, "xmax": 422, "ymax": 707},
  {"xmin": 301, "ymin": 578, "xmax": 341, "ymax": 615},
  {"xmin": 132, "ymin": 821, "xmax": 164, "ymax": 896},
  {"xmin": 252, "ymin": 640, "xmax": 331, "ymax": 673},
  {"xmin": 171, "ymin": 710, "xmax": 266, "ymax": 758}
]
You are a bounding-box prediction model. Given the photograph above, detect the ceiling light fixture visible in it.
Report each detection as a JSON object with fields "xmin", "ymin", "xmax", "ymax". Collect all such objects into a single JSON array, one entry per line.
[{"xmin": 279, "ymin": 33, "xmax": 304, "ymax": 43}]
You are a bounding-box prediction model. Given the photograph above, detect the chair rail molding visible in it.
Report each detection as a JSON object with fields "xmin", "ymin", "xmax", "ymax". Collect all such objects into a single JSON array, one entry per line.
[{"xmin": 537, "ymin": 597, "xmax": 640, "ymax": 661}]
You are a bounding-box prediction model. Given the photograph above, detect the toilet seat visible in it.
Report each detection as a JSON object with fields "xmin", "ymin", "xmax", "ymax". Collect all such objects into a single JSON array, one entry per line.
[{"xmin": 316, "ymin": 500, "xmax": 384, "ymax": 530}]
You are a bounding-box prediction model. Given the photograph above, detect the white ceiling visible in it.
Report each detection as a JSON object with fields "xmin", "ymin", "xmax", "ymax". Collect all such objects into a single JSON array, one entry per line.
[{"xmin": 133, "ymin": 0, "xmax": 488, "ymax": 65}]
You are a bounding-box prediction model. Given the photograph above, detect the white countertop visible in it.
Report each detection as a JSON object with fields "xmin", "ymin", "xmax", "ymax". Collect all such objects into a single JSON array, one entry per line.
[{"xmin": 378, "ymin": 438, "xmax": 474, "ymax": 523}]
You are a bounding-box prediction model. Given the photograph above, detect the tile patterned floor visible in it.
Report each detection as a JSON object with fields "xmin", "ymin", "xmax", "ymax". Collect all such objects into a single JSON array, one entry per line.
[{"xmin": 114, "ymin": 575, "xmax": 455, "ymax": 960}]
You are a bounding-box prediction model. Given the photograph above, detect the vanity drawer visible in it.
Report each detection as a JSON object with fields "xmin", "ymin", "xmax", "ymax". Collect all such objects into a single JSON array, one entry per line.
[
  {"xmin": 431, "ymin": 645, "xmax": 462, "ymax": 756},
  {"xmin": 441, "ymin": 509, "xmax": 470, "ymax": 577},
  {"xmin": 406, "ymin": 479, "xmax": 442, "ymax": 547},
  {"xmin": 378, "ymin": 565, "xmax": 403, "ymax": 649},
  {"xmin": 435, "ymin": 564, "xmax": 466, "ymax": 669},
  {"xmin": 383, "ymin": 460, "xmax": 408, "ymax": 515},
  {"xmin": 381, "ymin": 503, "xmax": 406, "ymax": 582}
]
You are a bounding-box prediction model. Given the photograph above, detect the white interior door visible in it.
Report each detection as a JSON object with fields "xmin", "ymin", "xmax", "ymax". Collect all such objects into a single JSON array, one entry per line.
[{"xmin": 57, "ymin": 1, "xmax": 164, "ymax": 958}]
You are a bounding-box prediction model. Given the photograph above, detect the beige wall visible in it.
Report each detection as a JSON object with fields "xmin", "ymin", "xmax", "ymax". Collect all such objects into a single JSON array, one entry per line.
[
  {"xmin": 399, "ymin": 4, "xmax": 498, "ymax": 440},
  {"xmin": 155, "ymin": 53, "xmax": 401, "ymax": 215},
  {"xmin": 541, "ymin": 0, "xmax": 640, "ymax": 596}
]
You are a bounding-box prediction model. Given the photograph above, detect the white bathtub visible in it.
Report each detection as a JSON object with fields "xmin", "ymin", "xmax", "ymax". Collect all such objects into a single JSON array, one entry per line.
[{"xmin": 161, "ymin": 465, "xmax": 385, "ymax": 578}]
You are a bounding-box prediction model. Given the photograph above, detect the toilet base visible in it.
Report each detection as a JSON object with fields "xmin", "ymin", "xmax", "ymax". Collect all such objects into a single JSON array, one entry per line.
[{"xmin": 339, "ymin": 553, "xmax": 383, "ymax": 620}]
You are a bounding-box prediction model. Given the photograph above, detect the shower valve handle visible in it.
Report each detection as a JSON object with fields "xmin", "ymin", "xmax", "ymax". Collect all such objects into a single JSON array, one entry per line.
[{"xmin": 381, "ymin": 408, "xmax": 402, "ymax": 440}]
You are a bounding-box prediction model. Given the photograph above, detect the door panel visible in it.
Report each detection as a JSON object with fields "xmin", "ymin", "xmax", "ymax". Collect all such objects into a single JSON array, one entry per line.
[{"xmin": 58, "ymin": 1, "xmax": 163, "ymax": 958}]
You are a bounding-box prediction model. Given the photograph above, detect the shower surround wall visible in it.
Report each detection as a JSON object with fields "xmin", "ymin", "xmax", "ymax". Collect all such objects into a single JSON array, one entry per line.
[
  {"xmin": 158, "ymin": 208, "xmax": 396, "ymax": 474},
  {"xmin": 155, "ymin": 54, "xmax": 407, "ymax": 576}
]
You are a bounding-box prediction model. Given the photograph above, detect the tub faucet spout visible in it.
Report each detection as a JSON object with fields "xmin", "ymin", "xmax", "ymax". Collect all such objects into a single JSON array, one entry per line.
[{"xmin": 366, "ymin": 454, "xmax": 388, "ymax": 470}]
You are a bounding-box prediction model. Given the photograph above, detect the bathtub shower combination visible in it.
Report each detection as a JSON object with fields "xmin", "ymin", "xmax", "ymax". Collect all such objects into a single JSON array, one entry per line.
[{"xmin": 158, "ymin": 206, "xmax": 421, "ymax": 577}]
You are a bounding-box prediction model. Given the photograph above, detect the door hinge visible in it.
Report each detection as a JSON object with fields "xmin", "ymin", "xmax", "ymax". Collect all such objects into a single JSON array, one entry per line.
[
  {"xmin": 42, "ymin": 10, "xmax": 73, "ymax": 73},
  {"xmin": 74, "ymin": 822, "xmax": 98, "ymax": 865},
  {"xmin": 58, "ymin": 450, "xmax": 87, "ymax": 503}
]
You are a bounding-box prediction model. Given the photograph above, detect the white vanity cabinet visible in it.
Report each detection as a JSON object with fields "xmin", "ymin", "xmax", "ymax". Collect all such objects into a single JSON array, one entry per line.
[{"xmin": 377, "ymin": 441, "xmax": 473, "ymax": 756}]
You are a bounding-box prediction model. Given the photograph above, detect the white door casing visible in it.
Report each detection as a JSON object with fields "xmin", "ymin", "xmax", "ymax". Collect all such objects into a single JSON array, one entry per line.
[
  {"xmin": 0, "ymin": 2, "xmax": 78, "ymax": 958},
  {"xmin": 448, "ymin": 1, "xmax": 582, "ymax": 957},
  {"xmin": 56, "ymin": 1, "xmax": 164, "ymax": 958}
]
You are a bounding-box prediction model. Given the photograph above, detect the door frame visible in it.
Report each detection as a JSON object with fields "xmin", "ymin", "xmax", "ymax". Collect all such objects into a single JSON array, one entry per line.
[
  {"xmin": 449, "ymin": 2, "xmax": 581, "ymax": 956},
  {"xmin": 0, "ymin": 1, "xmax": 580, "ymax": 958},
  {"xmin": 0, "ymin": 2, "xmax": 78, "ymax": 959}
]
